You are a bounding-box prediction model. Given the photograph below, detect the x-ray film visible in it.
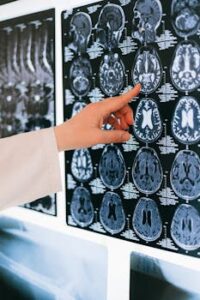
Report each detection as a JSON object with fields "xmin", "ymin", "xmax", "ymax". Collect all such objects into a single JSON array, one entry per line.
[
  {"xmin": 63, "ymin": 0, "xmax": 200, "ymax": 258},
  {"xmin": 0, "ymin": 10, "xmax": 56, "ymax": 215}
]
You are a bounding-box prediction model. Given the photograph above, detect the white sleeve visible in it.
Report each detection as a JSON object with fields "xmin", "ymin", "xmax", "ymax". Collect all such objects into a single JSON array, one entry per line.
[{"xmin": 0, "ymin": 127, "xmax": 62, "ymax": 210}]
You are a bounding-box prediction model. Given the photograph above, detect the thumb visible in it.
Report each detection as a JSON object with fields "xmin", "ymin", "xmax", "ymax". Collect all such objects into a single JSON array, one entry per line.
[
  {"xmin": 100, "ymin": 83, "xmax": 141, "ymax": 114},
  {"xmin": 98, "ymin": 130, "xmax": 131, "ymax": 144}
]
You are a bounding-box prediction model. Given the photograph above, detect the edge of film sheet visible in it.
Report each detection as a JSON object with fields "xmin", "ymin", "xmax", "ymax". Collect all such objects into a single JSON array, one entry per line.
[
  {"xmin": 62, "ymin": 0, "xmax": 200, "ymax": 257},
  {"xmin": 0, "ymin": 9, "xmax": 57, "ymax": 215}
]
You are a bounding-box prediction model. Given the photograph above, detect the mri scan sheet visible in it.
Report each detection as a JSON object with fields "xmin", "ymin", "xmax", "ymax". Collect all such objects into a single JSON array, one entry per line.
[
  {"xmin": 63, "ymin": 0, "xmax": 200, "ymax": 257},
  {"xmin": 0, "ymin": 10, "xmax": 56, "ymax": 215}
]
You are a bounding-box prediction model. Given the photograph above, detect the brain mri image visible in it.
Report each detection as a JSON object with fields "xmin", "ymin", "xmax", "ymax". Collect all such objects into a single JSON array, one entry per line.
[
  {"xmin": 134, "ymin": 98, "xmax": 162, "ymax": 143},
  {"xmin": 69, "ymin": 57, "xmax": 92, "ymax": 98},
  {"xmin": 170, "ymin": 150, "xmax": 200, "ymax": 201},
  {"xmin": 171, "ymin": 0, "xmax": 200, "ymax": 38},
  {"xmin": 63, "ymin": 0, "xmax": 200, "ymax": 257},
  {"xmin": 172, "ymin": 96, "xmax": 200, "ymax": 145},
  {"xmin": 70, "ymin": 187, "xmax": 94, "ymax": 227},
  {"xmin": 132, "ymin": 46, "xmax": 162, "ymax": 94},
  {"xmin": 132, "ymin": 147, "xmax": 163, "ymax": 194},
  {"xmin": 99, "ymin": 53, "xmax": 125, "ymax": 96},
  {"xmin": 71, "ymin": 148, "xmax": 93, "ymax": 182},
  {"xmin": 100, "ymin": 192, "xmax": 125, "ymax": 234},
  {"xmin": 171, "ymin": 204, "xmax": 200, "ymax": 251},
  {"xmin": 96, "ymin": 4, "xmax": 125, "ymax": 49},
  {"xmin": 132, "ymin": 197, "xmax": 162, "ymax": 241},
  {"xmin": 132, "ymin": 0, "xmax": 162, "ymax": 43},
  {"xmin": 99, "ymin": 145, "xmax": 126, "ymax": 189},
  {"xmin": 171, "ymin": 40, "xmax": 200, "ymax": 92},
  {"xmin": 69, "ymin": 12, "xmax": 92, "ymax": 53},
  {"xmin": 71, "ymin": 102, "xmax": 86, "ymax": 117}
]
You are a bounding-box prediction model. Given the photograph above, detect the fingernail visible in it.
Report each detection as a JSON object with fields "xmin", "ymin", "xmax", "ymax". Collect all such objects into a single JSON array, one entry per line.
[
  {"xmin": 135, "ymin": 83, "xmax": 142, "ymax": 90},
  {"xmin": 122, "ymin": 132, "xmax": 130, "ymax": 141}
]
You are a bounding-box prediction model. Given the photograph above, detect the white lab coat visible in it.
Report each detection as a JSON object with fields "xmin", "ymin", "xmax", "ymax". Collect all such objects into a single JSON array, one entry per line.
[{"xmin": 0, "ymin": 127, "xmax": 62, "ymax": 210}]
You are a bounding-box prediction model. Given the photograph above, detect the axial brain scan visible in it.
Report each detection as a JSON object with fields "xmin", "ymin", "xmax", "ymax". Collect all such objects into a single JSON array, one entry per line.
[
  {"xmin": 71, "ymin": 148, "xmax": 93, "ymax": 182},
  {"xmin": 99, "ymin": 53, "xmax": 125, "ymax": 96},
  {"xmin": 171, "ymin": 204, "xmax": 200, "ymax": 251},
  {"xmin": 132, "ymin": 197, "xmax": 162, "ymax": 241},
  {"xmin": 132, "ymin": 46, "xmax": 162, "ymax": 94},
  {"xmin": 172, "ymin": 96, "xmax": 200, "ymax": 145},
  {"xmin": 170, "ymin": 150, "xmax": 200, "ymax": 200},
  {"xmin": 70, "ymin": 187, "xmax": 94, "ymax": 227},
  {"xmin": 63, "ymin": 0, "xmax": 200, "ymax": 258},
  {"xmin": 100, "ymin": 192, "xmax": 125, "ymax": 234},
  {"xmin": 171, "ymin": 0, "xmax": 200, "ymax": 37},
  {"xmin": 69, "ymin": 12, "xmax": 92, "ymax": 53},
  {"xmin": 132, "ymin": 0, "xmax": 162, "ymax": 43},
  {"xmin": 171, "ymin": 41, "xmax": 200, "ymax": 92},
  {"xmin": 134, "ymin": 98, "xmax": 162, "ymax": 143},
  {"xmin": 96, "ymin": 4, "xmax": 125, "ymax": 49},
  {"xmin": 99, "ymin": 145, "xmax": 126, "ymax": 189},
  {"xmin": 132, "ymin": 147, "xmax": 163, "ymax": 194},
  {"xmin": 69, "ymin": 57, "xmax": 92, "ymax": 97}
]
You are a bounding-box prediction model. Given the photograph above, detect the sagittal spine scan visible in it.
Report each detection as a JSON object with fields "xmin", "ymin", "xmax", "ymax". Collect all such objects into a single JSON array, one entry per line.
[
  {"xmin": 171, "ymin": 0, "xmax": 200, "ymax": 38},
  {"xmin": 172, "ymin": 96, "xmax": 200, "ymax": 145},
  {"xmin": 132, "ymin": 46, "xmax": 162, "ymax": 94},
  {"xmin": 69, "ymin": 57, "xmax": 92, "ymax": 98},
  {"xmin": 100, "ymin": 192, "xmax": 125, "ymax": 234},
  {"xmin": 132, "ymin": 0, "xmax": 163, "ymax": 43},
  {"xmin": 170, "ymin": 150, "xmax": 200, "ymax": 201},
  {"xmin": 99, "ymin": 145, "xmax": 126, "ymax": 190},
  {"xmin": 96, "ymin": 4, "xmax": 125, "ymax": 50},
  {"xmin": 71, "ymin": 148, "xmax": 93, "ymax": 183},
  {"xmin": 0, "ymin": 10, "xmax": 56, "ymax": 215},
  {"xmin": 134, "ymin": 98, "xmax": 162, "ymax": 143},
  {"xmin": 99, "ymin": 53, "xmax": 125, "ymax": 96},
  {"xmin": 132, "ymin": 197, "xmax": 162, "ymax": 242},
  {"xmin": 171, "ymin": 204, "xmax": 200, "ymax": 251},
  {"xmin": 69, "ymin": 12, "xmax": 92, "ymax": 53},
  {"xmin": 132, "ymin": 147, "xmax": 163, "ymax": 194},
  {"xmin": 170, "ymin": 40, "xmax": 200, "ymax": 92},
  {"xmin": 70, "ymin": 187, "xmax": 94, "ymax": 227}
]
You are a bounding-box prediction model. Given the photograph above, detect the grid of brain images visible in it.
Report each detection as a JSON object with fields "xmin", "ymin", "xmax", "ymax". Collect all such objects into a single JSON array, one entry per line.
[
  {"xmin": 62, "ymin": 0, "xmax": 200, "ymax": 257},
  {"xmin": 0, "ymin": 10, "xmax": 56, "ymax": 215}
]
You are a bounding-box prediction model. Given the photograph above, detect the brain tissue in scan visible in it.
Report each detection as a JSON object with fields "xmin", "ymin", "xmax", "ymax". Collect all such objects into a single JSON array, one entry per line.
[
  {"xmin": 132, "ymin": 0, "xmax": 162, "ymax": 43},
  {"xmin": 69, "ymin": 12, "xmax": 92, "ymax": 53},
  {"xmin": 69, "ymin": 57, "xmax": 92, "ymax": 98},
  {"xmin": 96, "ymin": 4, "xmax": 125, "ymax": 50},
  {"xmin": 132, "ymin": 147, "xmax": 163, "ymax": 194},
  {"xmin": 99, "ymin": 145, "xmax": 126, "ymax": 189},
  {"xmin": 171, "ymin": 40, "xmax": 200, "ymax": 92},
  {"xmin": 132, "ymin": 46, "xmax": 162, "ymax": 94},
  {"xmin": 171, "ymin": 204, "xmax": 200, "ymax": 251},
  {"xmin": 71, "ymin": 102, "xmax": 86, "ymax": 117},
  {"xmin": 171, "ymin": 0, "xmax": 200, "ymax": 37},
  {"xmin": 100, "ymin": 191, "xmax": 125, "ymax": 234},
  {"xmin": 70, "ymin": 187, "xmax": 94, "ymax": 227},
  {"xmin": 134, "ymin": 98, "xmax": 162, "ymax": 143},
  {"xmin": 172, "ymin": 96, "xmax": 200, "ymax": 145},
  {"xmin": 132, "ymin": 197, "xmax": 162, "ymax": 241},
  {"xmin": 170, "ymin": 150, "xmax": 200, "ymax": 201},
  {"xmin": 99, "ymin": 53, "xmax": 125, "ymax": 96},
  {"xmin": 71, "ymin": 148, "xmax": 93, "ymax": 182}
]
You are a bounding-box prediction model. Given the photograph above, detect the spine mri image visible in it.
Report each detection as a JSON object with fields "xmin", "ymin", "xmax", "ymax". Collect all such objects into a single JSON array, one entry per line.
[
  {"xmin": 0, "ymin": 10, "xmax": 56, "ymax": 215},
  {"xmin": 63, "ymin": 0, "xmax": 200, "ymax": 258}
]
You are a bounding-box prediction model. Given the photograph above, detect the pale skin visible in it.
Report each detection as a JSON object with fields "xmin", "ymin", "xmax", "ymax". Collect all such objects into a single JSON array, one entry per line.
[{"xmin": 54, "ymin": 84, "xmax": 141, "ymax": 151}]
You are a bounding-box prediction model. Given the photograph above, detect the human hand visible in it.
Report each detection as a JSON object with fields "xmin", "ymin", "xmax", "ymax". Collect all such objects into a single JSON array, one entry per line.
[{"xmin": 54, "ymin": 84, "xmax": 141, "ymax": 151}]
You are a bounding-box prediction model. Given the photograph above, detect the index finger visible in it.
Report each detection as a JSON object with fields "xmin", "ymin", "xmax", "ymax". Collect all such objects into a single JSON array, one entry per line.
[{"xmin": 100, "ymin": 83, "xmax": 141, "ymax": 114}]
